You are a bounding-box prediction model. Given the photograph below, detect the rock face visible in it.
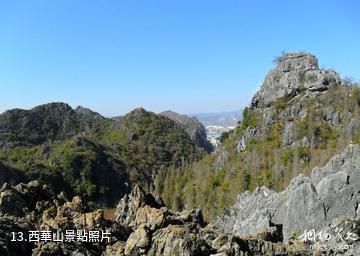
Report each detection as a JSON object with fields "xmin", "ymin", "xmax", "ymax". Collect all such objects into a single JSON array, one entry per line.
[
  {"xmin": 0, "ymin": 180, "xmax": 329, "ymax": 256},
  {"xmin": 74, "ymin": 106, "xmax": 105, "ymax": 121},
  {"xmin": 215, "ymin": 144, "xmax": 360, "ymax": 250},
  {"xmin": 160, "ymin": 111, "xmax": 214, "ymax": 153},
  {"xmin": 250, "ymin": 52, "xmax": 340, "ymax": 109},
  {"xmin": 236, "ymin": 127, "xmax": 268, "ymax": 152}
]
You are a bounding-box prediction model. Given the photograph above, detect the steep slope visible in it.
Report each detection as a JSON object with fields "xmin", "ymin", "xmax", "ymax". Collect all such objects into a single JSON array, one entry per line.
[
  {"xmin": 157, "ymin": 52, "xmax": 360, "ymax": 219},
  {"xmin": 160, "ymin": 110, "xmax": 214, "ymax": 153},
  {"xmin": 0, "ymin": 104, "xmax": 204, "ymax": 208}
]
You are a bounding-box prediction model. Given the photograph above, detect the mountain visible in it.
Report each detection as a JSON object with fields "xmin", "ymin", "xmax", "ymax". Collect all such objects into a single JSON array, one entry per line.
[
  {"xmin": 1, "ymin": 52, "xmax": 360, "ymax": 255},
  {"xmin": 0, "ymin": 104, "xmax": 205, "ymax": 208},
  {"xmin": 157, "ymin": 52, "xmax": 360, "ymax": 222},
  {"xmin": 160, "ymin": 110, "xmax": 214, "ymax": 153}
]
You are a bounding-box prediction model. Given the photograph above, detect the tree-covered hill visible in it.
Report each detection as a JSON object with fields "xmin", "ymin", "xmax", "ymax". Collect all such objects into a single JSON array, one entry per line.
[
  {"xmin": 156, "ymin": 52, "xmax": 360, "ymax": 220},
  {"xmin": 0, "ymin": 104, "xmax": 205, "ymax": 208}
]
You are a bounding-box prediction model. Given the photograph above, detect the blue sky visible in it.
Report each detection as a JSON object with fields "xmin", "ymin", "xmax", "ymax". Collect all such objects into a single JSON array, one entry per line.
[{"xmin": 0, "ymin": 0, "xmax": 359, "ymax": 116}]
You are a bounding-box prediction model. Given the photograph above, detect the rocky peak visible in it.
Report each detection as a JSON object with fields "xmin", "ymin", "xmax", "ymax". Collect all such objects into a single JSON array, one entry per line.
[
  {"xmin": 75, "ymin": 106, "xmax": 105, "ymax": 120},
  {"xmin": 32, "ymin": 102, "xmax": 75, "ymax": 115},
  {"xmin": 276, "ymin": 52, "xmax": 318, "ymax": 72},
  {"xmin": 251, "ymin": 52, "xmax": 341, "ymax": 109}
]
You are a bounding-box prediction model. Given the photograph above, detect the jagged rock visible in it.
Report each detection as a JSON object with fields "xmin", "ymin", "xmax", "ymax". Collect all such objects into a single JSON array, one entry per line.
[
  {"xmin": 236, "ymin": 127, "xmax": 258, "ymax": 152},
  {"xmin": 214, "ymin": 187, "xmax": 281, "ymax": 238},
  {"xmin": 0, "ymin": 181, "xmax": 56, "ymax": 218},
  {"xmin": 278, "ymin": 98, "xmax": 306, "ymax": 120},
  {"xmin": 216, "ymin": 144, "xmax": 360, "ymax": 246},
  {"xmin": 14, "ymin": 181, "xmax": 55, "ymax": 211},
  {"xmin": 40, "ymin": 196, "xmax": 85, "ymax": 230},
  {"xmin": 0, "ymin": 179, "xmax": 341, "ymax": 255},
  {"xmin": 114, "ymin": 184, "xmax": 164, "ymax": 227},
  {"xmin": 214, "ymin": 149, "xmax": 228, "ymax": 168},
  {"xmin": 147, "ymin": 225, "xmax": 212, "ymax": 256},
  {"xmin": 73, "ymin": 209, "xmax": 105, "ymax": 230},
  {"xmin": 216, "ymin": 174, "xmax": 326, "ymax": 241},
  {"xmin": 236, "ymin": 126, "xmax": 269, "ymax": 152},
  {"xmin": 211, "ymin": 234, "xmax": 247, "ymax": 255},
  {"xmin": 0, "ymin": 215, "xmax": 33, "ymax": 256},
  {"xmin": 311, "ymin": 144, "xmax": 360, "ymax": 186},
  {"xmin": 279, "ymin": 175, "xmax": 325, "ymax": 240},
  {"xmin": 249, "ymin": 226, "xmax": 283, "ymax": 243},
  {"xmin": 178, "ymin": 208, "xmax": 206, "ymax": 228},
  {"xmin": 311, "ymin": 144, "xmax": 360, "ymax": 221},
  {"xmin": 32, "ymin": 241, "xmax": 99, "ymax": 256},
  {"xmin": 103, "ymin": 241, "xmax": 126, "ymax": 256},
  {"xmin": 74, "ymin": 106, "xmax": 105, "ymax": 121},
  {"xmin": 283, "ymin": 121, "xmax": 295, "ymax": 146},
  {"xmin": 133, "ymin": 206, "xmax": 167, "ymax": 231},
  {"xmin": 322, "ymin": 106, "xmax": 341, "ymax": 127},
  {"xmin": 124, "ymin": 224, "xmax": 151, "ymax": 255},
  {"xmin": 250, "ymin": 52, "xmax": 340, "ymax": 109},
  {"xmin": 0, "ymin": 184, "xmax": 27, "ymax": 217},
  {"xmin": 262, "ymin": 107, "xmax": 277, "ymax": 125},
  {"xmin": 323, "ymin": 218, "xmax": 360, "ymax": 255}
]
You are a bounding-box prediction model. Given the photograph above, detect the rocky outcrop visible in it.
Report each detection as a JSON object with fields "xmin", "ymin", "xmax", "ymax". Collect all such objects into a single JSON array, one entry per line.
[
  {"xmin": 235, "ymin": 52, "xmax": 345, "ymax": 156},
  {"xmin": 250, "ymin": 52, "xmax": 340, "ymax": 109},
  {"xmin": 114, "ymin": 184, "xmax": 165, "ymax": 227},
  {"xmin": 236, "ymin": 126, "xmax": 269, "ymax": 152},
  {"xmin": 160, "ymin": 110, "xmax": 214, "ymax": 153},
  {"xmin": 215, "ymin": 144, "xmax": 360, "ymax": 252},
  {"xmin": 0, "ymin": 180, "xmax": 330, "ymax": 256}
]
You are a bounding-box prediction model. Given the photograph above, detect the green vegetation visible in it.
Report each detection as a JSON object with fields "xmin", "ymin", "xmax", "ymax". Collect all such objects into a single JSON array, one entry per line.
[
  {"xmin": 241, "ymin": 107, "xmax": 258, "ymax": 129},
  {"xmin": 157, "ymin": 84, "xmax": 360, "ymax": 220},
  {"xmin": 0, "ymin": 105, "xmax": 203, "ymax": 209},
  {"xmin": 290, "ymin": 230, "xmax": 301, "ymax": 239}
]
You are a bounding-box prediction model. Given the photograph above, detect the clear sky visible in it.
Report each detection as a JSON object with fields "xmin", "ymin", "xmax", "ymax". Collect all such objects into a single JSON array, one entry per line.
[{"xmin": 0, "ymin": 0, "xmax": 359, "ymax": 116}]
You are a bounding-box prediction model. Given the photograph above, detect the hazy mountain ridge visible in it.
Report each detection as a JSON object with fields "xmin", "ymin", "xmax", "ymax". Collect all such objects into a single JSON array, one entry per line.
[{"xmin": 193, "ymin": 110, "xmax": 242, "ymax": 127}]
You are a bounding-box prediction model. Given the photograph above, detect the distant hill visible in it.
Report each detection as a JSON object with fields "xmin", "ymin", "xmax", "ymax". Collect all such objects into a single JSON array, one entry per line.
[
  {"xmin": 160, "ymin": 111, "xmax": 213, "ymax": 153},
  {"xmin": 192, "ymin": 110, "xmax": 242, "ymax": 127},
  {"xmin": 0, "ymin": 104, "xmax": 205, "ymax": 208}
]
